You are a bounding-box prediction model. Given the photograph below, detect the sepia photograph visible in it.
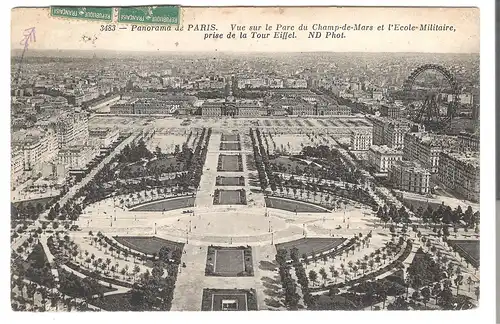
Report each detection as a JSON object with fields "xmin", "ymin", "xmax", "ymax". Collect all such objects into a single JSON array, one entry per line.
[{"xmin": 9, "ymin": 4, "xmax": 485, "ymax": 314}]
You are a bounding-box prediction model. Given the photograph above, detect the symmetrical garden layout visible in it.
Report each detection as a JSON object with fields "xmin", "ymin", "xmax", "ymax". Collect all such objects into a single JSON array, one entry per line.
[{"xmin": 10, "ymin": 126, "xmax": 480, "ymax": 312}]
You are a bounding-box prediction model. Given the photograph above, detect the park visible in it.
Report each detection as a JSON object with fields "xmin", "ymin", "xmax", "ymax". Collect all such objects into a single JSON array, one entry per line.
[{"xmin": 10, "ymin": 121, "xmax": 480, "ymax": 312}]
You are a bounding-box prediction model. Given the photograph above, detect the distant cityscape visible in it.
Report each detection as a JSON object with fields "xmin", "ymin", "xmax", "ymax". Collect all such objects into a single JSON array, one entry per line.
[{"xmin": 10, "ymin": 52, "xmax": 480, "ymax": 203}]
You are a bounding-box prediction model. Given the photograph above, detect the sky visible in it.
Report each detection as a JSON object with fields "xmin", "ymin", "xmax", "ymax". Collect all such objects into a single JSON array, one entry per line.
[{"xmin": 11, "ymin": 7, "xmax": 479, "ymax": 53}]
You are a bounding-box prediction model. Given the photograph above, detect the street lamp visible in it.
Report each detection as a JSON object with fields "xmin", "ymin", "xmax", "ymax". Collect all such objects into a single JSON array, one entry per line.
[{"xmin": 154, "ymin": 222, "xmax": 157, "ymax": 235}]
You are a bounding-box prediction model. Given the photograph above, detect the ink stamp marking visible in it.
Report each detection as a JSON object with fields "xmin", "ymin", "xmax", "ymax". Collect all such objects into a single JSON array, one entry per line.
[
  {"xmin": 15, "ymin": 27, "xmax": 36, "ymax": 85},
  {"xmin": 118, "ymin": 6, "xmax": 180, "ymax": 25},
  {"xmin": 51, "ymin": 6, "xmax": 113, "ymax": 22}
]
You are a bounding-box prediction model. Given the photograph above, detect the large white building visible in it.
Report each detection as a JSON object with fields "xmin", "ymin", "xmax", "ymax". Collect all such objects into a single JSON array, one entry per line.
[
  {"xmin": 57, "ymin": 145, "xmax": 98, "ymax": 170},
  {"xmin": 368, "ymin": 145, "xmax": 403, "ymax": 173},
  {"xmin": 403, "ymin": 132, "xmax": 458, "ymax": 174},
  {"xmin": 350, "ymin": 129, "xmax": 373, "ymax": 151},
  {"xmin": 437, "ymin": 151, "xmax": 480, "ymax": 202},
  {"xmin": 19, "ymin": 131, "xmax": 59, "ymax": 171},
  {"xmin": 11, "ymin": 149, "xmax": 25, "ymax": 185},
  {"xmin": 369, "ymin": 116, "xmax": 412, "ymax": 149},
  {"xmin": 389, "ymin": 160, "xmax": 430, "ymax": 194},
  {"xmin": 89, "ymin": 128, "xmax": 120, "ymax": 148},
  {"xmin": 55, "ymin": 113, "xmax": 89, "ymax": 148}
]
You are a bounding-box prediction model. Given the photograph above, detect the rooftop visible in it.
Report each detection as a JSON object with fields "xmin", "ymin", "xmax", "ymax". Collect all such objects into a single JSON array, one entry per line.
[
  {"xmin": 395, "ymin": 160, "xmax": 430, "ymax": 174},
  {"xmin": 443, "ymin": 151, "xmax": 480, "ymax": 168},
  {"xmin": 370, "ymin": 145, "xmax": 402, "ymax": 155}
]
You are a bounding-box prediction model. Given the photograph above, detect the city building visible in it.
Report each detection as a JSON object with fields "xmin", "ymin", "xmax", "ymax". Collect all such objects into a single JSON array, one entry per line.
[
  {"xmin": 368, "ymin": 145, "xmax": 403, "ymax": 173},
  {"xmin": 285, "ymin": 78, "xmax": 308, "ymax": 88},
  {"xmin": 371, "ymin": 117, "xmax": 386, "ymax": 145},
  {"xmin": 369, "ymin": 116, "xmax": 411, "ymax": 149},
  {"xmin": 289, "ymin": 102, "xmax": 316, "ymax": 116},
  {"xmin": 110, "ymin": 101, "xmax": 135, "ymax": 114},
  {"xmin": 57, "ymin": 145, "xmax": 98, "ymax": 170},
  {"xmin": 87, "ymin": 94, "xmax": 121, "ymax": 111},
  {"xmin": 457, "ymin": 132, "xmax": 479, "ymax": 151},
  {"xmin": 55, "ymin": 113, "xmax": 89, "ymax": 148},
  {"xmin": 11, "ymin": 149, "xmax": 25, "ymax": 183},
  {"xmin": 201, "ymin": 97, "xmax": 263, "ymax": 117},
  {"xmin": 350, "ymin": 129, "xmax": 372, "ymax": 151},
  {"xmin": 384, "ymin": 121, "xmax": 410, "ymax": 149},
  {"xmin": 18, "ymin": 131, "xmax": 59, "ymax": 171},
  {"xmin": 316, "ymin": 104, "xmax": 351, "ymax": 116},
  {"xmin": 389, "ymin": 160, "xmax": 431, "ymax": 194},
  {"xmin": 437, "ymin": 151, "xmax": 480, "ymax": 202},
  {"xmin": 403, "ymin": 132, "xmax": 459, "ymax": 173},
  {"xmin": 380, "ymin": 104, "xmax": 401, "ymax": 119},
  {"xmin": 201, "ymin": 99, "xmax": 223, "ymax": 117},
  {"xmin": 89, "ymin": 128, "xmax": 120, "ymax": 148},
  {"xmin": 372, "ymin": 91, "xmax": 383, "ymax": 101}
]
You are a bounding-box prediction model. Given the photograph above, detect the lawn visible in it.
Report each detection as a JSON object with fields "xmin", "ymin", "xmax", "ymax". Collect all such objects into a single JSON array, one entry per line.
[
  {"xmin": 403, "ymin": 198, "xmax": 442, "ymax": 212},
  {"xmin": 19, "ymin": 243, "xmax": 54, "ymax": 287},
  {"xmin": 220, "ymin": 142, "xmax": 241, "ymax": 151},
  {"xmin": 221, "ymin": 134, "xmax": 240, "ymax": 142},
  {"xmin": 206, "ymin": 246, "xmax": 253, "ymax": 277},
  {"xmin": 216, "ymin": 176, "xmax": 245, "ymax": 186},
  {"xmin": 119, "ymin": 156, "xmax": 186, "ymax": 179},
  {"xmin": 448, "ymin": 240, "xmax": 479, "ymax": 268},
  {"xmin": 218, "ymin": 154, "xmax": 243, "ymax": 172},
  {"xmin": 275, "ymin": 237, "xmax": 346, "ymax": 261},
  {"xmin": 269, "ymin": 156, "xmax": 321, "ymax": 175},
  {"xmin": 130, "ymin": 196, "xmax": 195, "ymax": 211},
  {"xmin": 201, "ymin": 289, "xmax": 258, "ymax": 311},
  {"xmin": 220, "ymin": 190, "xmax": 243, "ymax": 204},
  {"xmin": 13, "ymin": 196, "xmax": 55, "ymax": 208},
  {"xmin": 113, "ymin": 236, "xmax": 185, "ymax": 257},
  {"xmin": 147, "ymin": 156, "xmax": 186, "ymax": 172},
  {"xmin": 213, "ymin": 189, "xmax": 247, "ymax": 205},
  {"xmin": 215, "ymin": 250, "xmax": 245, "ymax": 274},
  {"xmin": 265, "ymin": 196, "xmax": 328, "ymax": 213},
  {"xmin": 58, "ymin": 268, "xmax": 116, "ymax": 298}
]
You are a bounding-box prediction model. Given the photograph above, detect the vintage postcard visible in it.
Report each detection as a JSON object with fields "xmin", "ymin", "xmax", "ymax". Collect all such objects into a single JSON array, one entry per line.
[{"xmin": 10, "ymin": 6, "xmax": 480, "ymax": 312}]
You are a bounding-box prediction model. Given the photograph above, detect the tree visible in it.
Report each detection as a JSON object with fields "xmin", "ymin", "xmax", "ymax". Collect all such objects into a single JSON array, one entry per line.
[
  {"xmin": 329, "ymin": 265, "xmax": 336, "ymax": 278},
  {"xmin": 105, "ymin": 258, "xmax": 112, "ymax": 270},
  {"xmin": 133, "ymin": 265, "xmax": 141, "ymax": 282},
  {"xmin": 431, "ymin": 283, "xmax": 441, "ymax": 304},
  {"xmin": 318, "ymin": 268, "xmax": 328, "ymax": 285},
  {"xmin": 302, "ymin": 253, "xmax": 309, "ymax": 268},
  {"xmin": 421, "ymin": 287, "xmax": 431, "ymax": 307},
  {"xmin": 454, "ymin": 274, "xmax": 464, "ymax": 295},
  {"xmin": 308, "ymin": 270, "xmax": 318, "ymax": 286}
]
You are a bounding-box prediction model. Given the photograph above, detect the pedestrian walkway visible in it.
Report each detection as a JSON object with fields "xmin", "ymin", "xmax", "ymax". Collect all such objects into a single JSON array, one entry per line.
[{"xmin": 170, "ymin": 245, "xmax": 208, "ymax": 311}]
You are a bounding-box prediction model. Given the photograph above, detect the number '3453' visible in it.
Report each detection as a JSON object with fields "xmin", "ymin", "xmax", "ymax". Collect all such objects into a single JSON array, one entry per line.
[{"xmin": 100, "ymin": 25, "xmax": 116, "ymax": 31}]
